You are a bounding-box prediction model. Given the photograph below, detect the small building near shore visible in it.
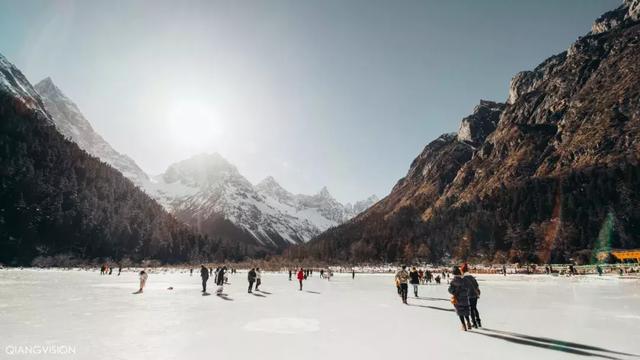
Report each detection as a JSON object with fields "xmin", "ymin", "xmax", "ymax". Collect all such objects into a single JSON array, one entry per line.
[{"xmin": 596, "ymin": 249, "xmax": 640, "ymax": 263}]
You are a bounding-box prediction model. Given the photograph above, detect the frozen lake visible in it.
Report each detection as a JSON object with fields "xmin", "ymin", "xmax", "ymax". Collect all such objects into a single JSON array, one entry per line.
[{"xmin": 0, "ymin": 269, "xmax": 638, "ymax": 359}]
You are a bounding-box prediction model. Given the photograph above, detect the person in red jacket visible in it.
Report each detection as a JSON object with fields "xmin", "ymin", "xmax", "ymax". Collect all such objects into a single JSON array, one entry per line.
[{"xmin": 297, "ymin": 268, "xmax": 305, "ymax": 291}]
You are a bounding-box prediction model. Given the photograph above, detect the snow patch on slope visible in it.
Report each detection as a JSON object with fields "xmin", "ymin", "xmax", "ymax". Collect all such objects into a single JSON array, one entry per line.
[{"xmin": 34, "ymin": 77, "xmax": 149, "ymax": 186}]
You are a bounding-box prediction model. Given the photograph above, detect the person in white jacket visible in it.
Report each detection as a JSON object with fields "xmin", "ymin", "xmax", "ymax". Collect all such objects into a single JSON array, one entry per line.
[{"xmin": 136, "ymin": 270, "xmax": 148, "ymax": 294}]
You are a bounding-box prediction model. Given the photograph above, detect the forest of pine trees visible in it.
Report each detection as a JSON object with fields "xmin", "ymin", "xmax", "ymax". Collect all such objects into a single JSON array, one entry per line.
[{"xmin": 0, "ymin": 90, "xmax": 248, "ymax": 265}]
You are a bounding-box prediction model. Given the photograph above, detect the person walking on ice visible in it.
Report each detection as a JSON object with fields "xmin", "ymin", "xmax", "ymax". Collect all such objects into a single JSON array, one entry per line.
[
  {"xmin": 409, "ymin": 267, "xmax": 420, "ymax": 297},
  {"xmin": 255, "ymin": 267, "xmax": 262, "ymax": 291},
  {"xmin": 297, "ymin": 268, "xmax": 305, "ymax": 291},
  {"xmin": 200, "ymin": 265, "xmax": 209, "ymax": 293},
  {"xmin": 448, "ymin": 266, "xmax": 473, "ymax": 331},
  {"xmin": 135, "ymin": 269, "xmax": 148, "ymax": 294},
  {"xmin": 395, "ymin": 265, "xmax": 410, "ymax": 304},
  {"xmin": 215, "ymin": 266, "xmax": 226, "ymax": 295},
  {"xmin": 248, "ymin": 268, "xmax": 257, "ymax": 293},
  {"xmin": 462, "ymin": 267, "xmax": 481, "ymax": 328}
]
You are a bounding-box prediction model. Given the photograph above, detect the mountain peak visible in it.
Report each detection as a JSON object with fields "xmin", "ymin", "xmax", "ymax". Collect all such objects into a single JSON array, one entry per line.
[
  {"xmin": 34, "ymin": 75, "xmax": 150, "ymax": 185},
  {"xmin": 257, "ymin": 175, "xmax": 279, "ymax": 187},
  {"xmin": 592, "ymin": 0, "xmax": 639, "ymax": 34},
  {"xmin": 34, "ymin": 77, "xmax": 66, "ymax": 99},
  {"xmin": 36, "ymin": 76, "xmax": 55, "ymax": 88},
  {"xmin": 0, "ymin": 54, "xmax": 47, "ymax": 115},
  {"xmin": 256, "ymin": 175, "xmax": 289, "ymax": 194},
  {"xmin": 162, "ymin": 152, "xmax": 241, "ymax": 187},
  {"xmin": 318, "ymin": 186, "xmax": 332, "ymax": 199}
]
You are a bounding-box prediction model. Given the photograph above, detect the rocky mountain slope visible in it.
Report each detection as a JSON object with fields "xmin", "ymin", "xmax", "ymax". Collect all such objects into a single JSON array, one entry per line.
[
  {"xmin": 34, "ymin": 79, "xmax": 377, "ymax": 251},
  {"xmin": 34, "ymin": 78, "xmax": 150, "ymax": 186},
  {"xmin": 0, "ymin": 54, "xmax": 222, "ymax": 265},
  {"xmin": 294, "ymin": 1, "xmax": 640, "ymax": 264}
]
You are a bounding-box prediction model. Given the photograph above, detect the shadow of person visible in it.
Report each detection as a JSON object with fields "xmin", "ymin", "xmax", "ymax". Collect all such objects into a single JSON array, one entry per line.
[
  {"xmin": 252, "ymin": 293, "xmax": 267, "ymax": 297},
  {"xmin": 258, "ymin": 290, "xmax": 272, "ymax": 295},
  {"xmin": 415, "ymin": 296, "xmax": 450, "ymax": 302},
  {"xmin": 217, "ymin": 293, "xmax": 234, "ymax": 301},
  {"xmin": 305, "ymin": 291, "xmax": 321, "ymax": 294},
  {"xmin": 480, "ymin": 328, "xmax": 638, "ymax": 357},
  {"xmin": 202, "ymin": 292, "xmax": 211, "ymax": 296},
  {"xmin": 470, "ymin": 330, "xmax": 631, "ymax": 360},
  {"xmin": 408, "ymin": 304, "xmax": 455, "ymax": 312}
]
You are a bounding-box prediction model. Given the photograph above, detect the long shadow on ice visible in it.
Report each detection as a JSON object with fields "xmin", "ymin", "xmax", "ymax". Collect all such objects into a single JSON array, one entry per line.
[
  {"xmin": 481, "ymin": 329, "xmax": 638, "ymax": 357},
  {"xmin": 252, "ymin": 293, "xmax": 267, "ymax": 298},
  {"xmin": 414, "ymin": 296, "xmax": 450, "ymax": 302},
  {"xmin": 305, "ymin": 291, "xmax": 321, "ymax": 294},
  {"xmin": 471, "ymin": 329, "xmax": 634, "ymax": 360},
  {"xmin": 408, "ymin": 304, "xmax": 454, "ymax": 312}
]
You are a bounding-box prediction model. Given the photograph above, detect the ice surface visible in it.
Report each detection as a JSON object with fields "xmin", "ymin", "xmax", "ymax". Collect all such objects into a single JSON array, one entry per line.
[{"xmin": 0, "ymin": 269, "xmax": 638, "ymax": 360}]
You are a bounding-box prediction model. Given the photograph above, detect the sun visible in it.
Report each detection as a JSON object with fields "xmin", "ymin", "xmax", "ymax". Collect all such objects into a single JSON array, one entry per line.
[{"xmin": 165, "ymin": 98, "xmax": 224, "ymax": 150}]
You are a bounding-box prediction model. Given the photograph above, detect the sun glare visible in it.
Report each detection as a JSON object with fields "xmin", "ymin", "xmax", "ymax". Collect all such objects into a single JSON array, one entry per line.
[{"xmin": 165, "ymin": 98, "xmax": 224, "ymax": 149}]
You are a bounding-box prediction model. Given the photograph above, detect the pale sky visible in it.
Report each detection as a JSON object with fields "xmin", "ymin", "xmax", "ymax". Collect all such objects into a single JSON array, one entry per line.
[{"xmin": 0, "ymin": 0, "xmax": 619, "ymax": 203}]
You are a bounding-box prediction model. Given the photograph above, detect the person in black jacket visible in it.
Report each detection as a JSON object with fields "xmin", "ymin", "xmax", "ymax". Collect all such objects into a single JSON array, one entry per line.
[
  {"xmin": 448, "ymin": 266, "xmax": 473, "ymax": 331},
  {"xmin": 248, "ymin": 268, "xmax": 257, "ymax": 293},
  {"xmin": 215, "ymin": 266, "xmax": 226, "ymax": 294},
  {"xmin": 409, "ymin": 267, "xmax": 420, "ymax": 297},
  {"xmin": 216, "ymin": 267, "xmax": 226, "ymax": 286},
  {"xmin": 200, "ymin": 265, "xmax": 209, "ymax": 293},
  {"xmin": 462, "ymin": 268, "xmax": 481, "ymax": 328},
  {"xmin": 255, "ymin": 268, "xmax": 262, "ymax": 291}
]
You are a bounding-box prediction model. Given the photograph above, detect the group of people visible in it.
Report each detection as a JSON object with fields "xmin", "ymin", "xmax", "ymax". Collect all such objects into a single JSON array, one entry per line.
[
  {"xmin": 200, "ymin": 265, "xmax": 228, "ymax": 294},
  {"xmin": 395, "ymin": 264, "xmax": 482, "ymax": 331},
  {"xmin": 448, "ymin": 266, "xmax": 482, "ymax": 331},
  {"xmin": 253, "ymin": 267, "xmax": 306, "ymax": 292},
  {"xmin": 247, "ymin": 267, "xmax": 262, "ymax": 293},
  {"xmin": 100, "ymin": 264, "xmax": 122, "ymax": 276},
  {"xmin": 396, "ymin": 266, "xmax": 446, "ymax": 300},
  {"xmin": 134, "ymin": 263, "xmax": 484, "ymax": 332}
]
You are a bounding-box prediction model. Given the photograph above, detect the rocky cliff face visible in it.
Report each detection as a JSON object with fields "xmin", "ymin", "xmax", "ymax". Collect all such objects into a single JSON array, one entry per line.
[
  {"xmin": 457, "ymin": 100, "xmax": 505, "ymax": 146},
  {"xmin": 297, "ymin": 2, "xmax": 640, "ymax": 264},
  {"xmin": 592, "ymin": 0, "xmax": 640, "ymax": 34}
]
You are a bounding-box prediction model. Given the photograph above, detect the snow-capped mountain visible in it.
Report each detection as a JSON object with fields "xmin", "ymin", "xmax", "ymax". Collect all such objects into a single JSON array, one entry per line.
[
  {"xmin": 146, "ymin": 153, "xmax": 378, "ymax": 248},
  {"xmin": 34, "ymin": 77, "xmax": 378, "ymax": 249},
  {"xmin": 255, "ymin": 176, "xmax": 379, "ymax": 233},
  {"xmin": 0, "ymin": 56, "xmax": 49, "ymax": 119},
  {"xmin": 34, "ymin": 78, "xmax": 149, "ymax": 185},
  {"xmin": 1, "ymin": 53, "xmax": 212, "ymax": 265}
]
